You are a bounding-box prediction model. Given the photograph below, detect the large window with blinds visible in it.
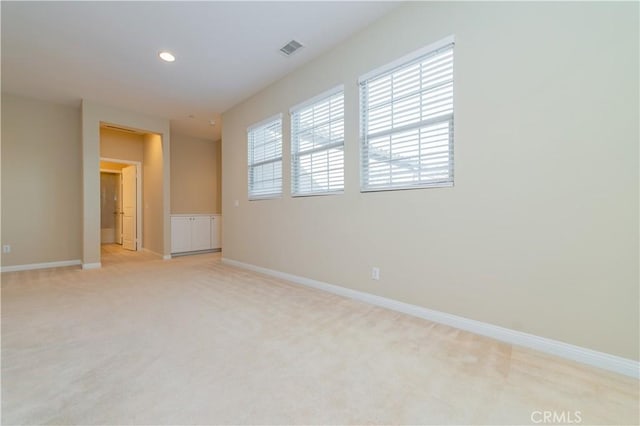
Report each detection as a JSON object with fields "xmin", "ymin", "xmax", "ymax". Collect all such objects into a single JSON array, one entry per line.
[
  {"xmin": 359, "ymin": 36, "xmax": 454, "ymax": 192},
  {"xmin": 247, "ymin": 115, "xmax": 282, "ymax": 199},
  {"xmin": 290, "ymin": 86, "xmax": 345, "ymax": 196}
]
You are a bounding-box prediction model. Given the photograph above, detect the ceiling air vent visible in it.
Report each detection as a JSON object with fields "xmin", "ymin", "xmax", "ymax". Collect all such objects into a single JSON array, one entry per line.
[{"xmin": 279, "ymin": 39, "xmax": 304, "ymax": 56}]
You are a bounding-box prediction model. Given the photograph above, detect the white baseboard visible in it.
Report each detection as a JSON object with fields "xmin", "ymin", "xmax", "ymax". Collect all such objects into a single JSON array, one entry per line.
[
  {"xmin": 142, "ymin": 248, "xmax": 172, "ymax": 260},
  {"xmin": 222, "ymin": 257, "xmax": 639, "ymax": 379},
  {"xmin": 170, "ymin": 248, "xmax": 221, "ymax": 258},
  {"xmin": 82, "ymin": 262, "xmax": 101, "ymax": 270},
  {"xmin": 142, "ymin": 248, "xmax": 161, "ymax": 257},
  {"xmin": 1, "ymin": 259, "xmax": 82, "ymax": 273}
]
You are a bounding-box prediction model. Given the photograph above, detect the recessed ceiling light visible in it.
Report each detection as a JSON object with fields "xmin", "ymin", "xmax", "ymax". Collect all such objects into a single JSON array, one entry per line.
[{"xmin": 159, "ymin": 51, "xmax": 175, "ymax": 62}]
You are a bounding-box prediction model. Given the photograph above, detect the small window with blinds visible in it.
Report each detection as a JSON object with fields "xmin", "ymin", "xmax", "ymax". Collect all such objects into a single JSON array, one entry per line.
[
  {"xmin": 359, "ymin": 36, "xmax": 454, "ymax": 192},
  {"xmin": 247, "ymin": 115, "xmax": 283, "ymax": 199},
  {"xmin": 291, "ymin": 86, "xmax": 345, "ymax": 196}
]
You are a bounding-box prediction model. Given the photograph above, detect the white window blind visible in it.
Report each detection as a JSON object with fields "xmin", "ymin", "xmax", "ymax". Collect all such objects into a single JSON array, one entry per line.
[
  {"xmin": 248, "ymin": 115, "xmax": 282, "ymax": 199},
  {"xmin": 360, "ymin": 39, "xmax": 454, "ymax": 191},
  {"xmin": 291, "ymin": 87, "xmax": 345, "ymax": 196}
]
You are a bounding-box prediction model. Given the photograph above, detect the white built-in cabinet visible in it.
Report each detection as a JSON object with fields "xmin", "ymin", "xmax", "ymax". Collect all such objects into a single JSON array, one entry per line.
[{"xmin": 171, "ymin": 214, "xmax": 222, "ymax": 254}]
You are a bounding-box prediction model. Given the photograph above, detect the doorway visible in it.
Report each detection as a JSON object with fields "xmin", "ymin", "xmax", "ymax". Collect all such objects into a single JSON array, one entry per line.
[
  {"xmin": 100, "ymin": 171, "xmax": 121, "ymax": 244},
  {"xmin": 100, "ymin": 158, "xmax": 142, "ymax": 251},
  {"xmin": 82, "ymin": 102, "xmax": 171, "ymax": 269}
]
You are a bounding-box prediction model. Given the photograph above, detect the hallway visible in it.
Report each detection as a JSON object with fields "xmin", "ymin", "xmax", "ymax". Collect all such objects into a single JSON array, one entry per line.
[{"xmin": 100, "ymin": 244, "xmax": 160, "ymax": 267}]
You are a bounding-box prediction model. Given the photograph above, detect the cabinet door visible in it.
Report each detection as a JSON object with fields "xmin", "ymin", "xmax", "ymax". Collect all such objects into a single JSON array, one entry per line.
[
  {"xmin": 171, "ymin": 217, "xmax": 192, "ymax": 253},
  {"xmin": 191, "ymin": 216, "xmax": 212, "ymax": 251},
  {"xmin": 211, "ymin": 215, "xmax": 222, "ymax": 249}
]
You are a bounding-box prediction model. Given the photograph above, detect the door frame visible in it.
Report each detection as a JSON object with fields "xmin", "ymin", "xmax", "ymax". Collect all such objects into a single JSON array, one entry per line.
[{"xmin": 100, "ymin": 157, "xmax": 142, "ymax": 251}]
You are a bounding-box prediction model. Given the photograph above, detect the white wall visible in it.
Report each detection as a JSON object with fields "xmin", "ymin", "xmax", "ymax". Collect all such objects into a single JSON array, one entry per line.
[{"xmin": 222, "ymin": 2, "xmax": 639, "ymax": 360}]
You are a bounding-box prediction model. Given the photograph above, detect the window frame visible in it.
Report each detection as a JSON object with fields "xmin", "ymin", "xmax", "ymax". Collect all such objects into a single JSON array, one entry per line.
[
  {"xmin": 290, "ymin": 84, "xmax": 345, "ymax": 197},
  {"xmin": 247, "ymin": 113, "xmax": 283, "ymax": 200},
  {"xmin": 359, "ymin": 35, "xmax": 455, "ymax": 193}
]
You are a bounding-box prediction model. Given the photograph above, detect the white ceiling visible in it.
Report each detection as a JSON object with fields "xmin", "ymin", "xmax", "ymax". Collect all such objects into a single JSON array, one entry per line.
[{"xmin": 1, "ymin": 1, "xmax": 399, "ymax": 141}]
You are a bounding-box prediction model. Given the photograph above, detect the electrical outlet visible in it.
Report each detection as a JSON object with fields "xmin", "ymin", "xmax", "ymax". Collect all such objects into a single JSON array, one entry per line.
[
  {"xmin": 2, "ymin": 245, "xmax": 11, "ymax": 254},
  {"xmin": 371, "ymin": 267, "xmax": 380, "ymax": 280}
]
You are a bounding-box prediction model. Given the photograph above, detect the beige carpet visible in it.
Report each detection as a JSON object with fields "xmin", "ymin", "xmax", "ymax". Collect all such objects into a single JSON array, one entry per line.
[{"xmin": 2, "ymin": 247, "xmax": 638, "ymax": 425}]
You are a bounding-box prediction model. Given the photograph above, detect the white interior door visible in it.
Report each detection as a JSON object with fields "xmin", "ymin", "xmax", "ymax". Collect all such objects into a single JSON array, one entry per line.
[
  {"xmin": 114, "ymin": 173, "xmax": 123, "ymax": 244},
  {"xmin": 122, "ymin": 165, "xmax": 137, "ymax": 251}
]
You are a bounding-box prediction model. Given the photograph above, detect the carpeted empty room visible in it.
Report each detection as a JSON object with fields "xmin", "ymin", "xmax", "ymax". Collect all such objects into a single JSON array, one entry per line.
[
  {"xmin": 2, "ymin": 251, "xmax": 638, "ymax": 424},
  {"xmin": 2, "ymin": 1, "xmax": 639, "ymax": 425}
]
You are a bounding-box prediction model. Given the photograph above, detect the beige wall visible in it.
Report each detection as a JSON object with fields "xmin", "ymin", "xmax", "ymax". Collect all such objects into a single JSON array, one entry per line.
[
  {"xmin": 170, "ymin": 132, "xmax": 221, "ymax": 214},
  {"xmin": 214, "ymin": 139, "xmax": 221, "ymax": 214},
  {"xmin": 1, "ymin": 94, "xmax": 82, "ymax": 266},
  {"xmin": 100, "ymin": 161, "xmax": 127, "ymax": 171},
  {"xmin": 100, "ymin": 128, "xmax": 144, "ymax": 162},
  {"xmin": 222, "ymin": 2, "xmax": 639, "ymax": 360},
  {"xmin": 142, "ymin": 134, "xmax": 164, "ymax": 255}
]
